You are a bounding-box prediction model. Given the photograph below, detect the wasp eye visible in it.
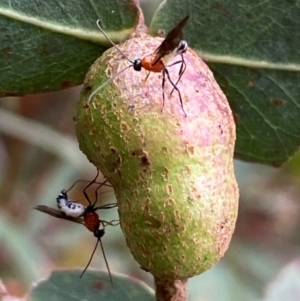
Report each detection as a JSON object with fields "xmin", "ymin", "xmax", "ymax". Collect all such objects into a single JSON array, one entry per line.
[{"xmin": 133, "ymin": 59, "xmax": 142, "ymax": 71}]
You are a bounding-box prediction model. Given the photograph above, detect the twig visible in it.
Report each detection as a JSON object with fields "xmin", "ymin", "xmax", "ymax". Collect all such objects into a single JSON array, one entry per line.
[{"xmin": 155, "ymin": 277, "xmax": 188, "ymax": 301}]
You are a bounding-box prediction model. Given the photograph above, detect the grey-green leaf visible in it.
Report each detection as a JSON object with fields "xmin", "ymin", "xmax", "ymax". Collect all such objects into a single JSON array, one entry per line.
[
  {"xmin": 0, "ymin": 0, "xmax": 139, "ymax": 96},
  {"xmin": 30, "ymin": 270, "xmax": 155, "ymax": 301}
]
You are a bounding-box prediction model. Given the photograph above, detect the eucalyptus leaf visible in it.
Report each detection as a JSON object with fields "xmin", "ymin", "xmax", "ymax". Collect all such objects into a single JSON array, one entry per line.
[
  {"xmin": 0, "ymin": 0, "xmax": 139, "ymax": 96},
  {"xmin": 30, "ymin": 270, "xmax": 155, "ymax": 301}
]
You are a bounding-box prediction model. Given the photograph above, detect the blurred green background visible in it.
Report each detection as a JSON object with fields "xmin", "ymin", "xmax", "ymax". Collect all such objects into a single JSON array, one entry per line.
[{"xmin": 1, "ymin": 1, "xmax": 300, "ymax": 300}]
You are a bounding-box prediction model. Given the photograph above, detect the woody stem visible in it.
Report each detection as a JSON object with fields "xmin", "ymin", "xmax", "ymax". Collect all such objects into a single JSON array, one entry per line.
[{"xmin": 155, "ymin": 277, "xmax": 188, "ymax": 301}]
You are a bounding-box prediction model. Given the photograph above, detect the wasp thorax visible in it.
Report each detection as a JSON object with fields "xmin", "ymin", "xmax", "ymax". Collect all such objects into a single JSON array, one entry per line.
[
  {"xmin": 75, "ymin": 34, "xmax": 239, "ymax": 280},
  {"xmin": 177, "ymin": 40, "xmax": 188, "ymax": 54}
]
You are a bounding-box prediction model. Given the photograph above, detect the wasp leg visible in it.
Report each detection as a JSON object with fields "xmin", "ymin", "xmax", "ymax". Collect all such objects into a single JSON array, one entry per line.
[
  {"xmin": 161, "ymin": 69, "xmax": 167, "ymax": 112},
  {"xmin": 164, "ymin": 68, "xmax": 187, "ymax": 117},
  {"xmin": 142, "ymin": 71, "xmax": 151, "ymax": 85},
  {"xmin": 168, "ymin": 55, "xmax": 186, "ymax": 96}
]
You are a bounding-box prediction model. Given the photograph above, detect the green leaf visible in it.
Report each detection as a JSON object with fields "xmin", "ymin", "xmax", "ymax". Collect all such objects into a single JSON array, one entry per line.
[
  {"xmin": 0, "ymin": 0, "xmax": 139, "ymax": 96},
  {"xmin": 30, "ymin": 270, "xmax": 155, "ymax": 301},
  {"xmin": 151, "ymin": 0, "xmax": 300, "ymax": 165}
]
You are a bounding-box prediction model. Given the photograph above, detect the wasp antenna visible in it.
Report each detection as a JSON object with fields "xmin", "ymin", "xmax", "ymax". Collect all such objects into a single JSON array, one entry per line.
[
  {"xmin": 99, "ymin": 237, "xmax": 113, "ymax": 286},
  {"xmin": 65, "ymin": 179, "xmax": 112, "ymax": 194},
  {"xmin": 65, "ymin": 179, "xmax": 84, "ymax": 193},
  {"xmin": 83, "ymin": 169, "xmax": 100, "ymax": 206},
  {"xmin": 86, "ymin": 77, "xmax": 113, "ymax": 106},
  {"xmin": 80, "ymin": 239, "xmax": 99, "ymax": 279},
  {"xmin": 86, "ymin": 64, "xmax": 132, "ymax": 106},
  {"xmin": 96, "ymin": 20, "xmax": 133, "ymax": 64}
]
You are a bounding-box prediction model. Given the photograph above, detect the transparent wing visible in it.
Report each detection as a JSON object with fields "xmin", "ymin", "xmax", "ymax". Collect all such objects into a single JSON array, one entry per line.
[
  {"xmin": 34, "ymin": 205, "xmax": 84, "ymax": 225},
  {"xmin": 152, "ymin": 16, "xmax": 189, "ymax": 66}
]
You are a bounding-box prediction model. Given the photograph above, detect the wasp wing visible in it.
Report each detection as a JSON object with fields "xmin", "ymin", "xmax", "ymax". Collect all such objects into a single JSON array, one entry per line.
[
  {"xmin": 152, "ymin": 16, "xmax": 189, "ymax": 67},
  {"xmin": 34, "ymin": 205, "xmax": 84, "ymax": 225}
]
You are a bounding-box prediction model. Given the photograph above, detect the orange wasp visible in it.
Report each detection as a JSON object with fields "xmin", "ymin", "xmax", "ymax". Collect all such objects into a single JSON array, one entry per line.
[
  {"xmin": 86, "ymin": 16, "xmax": 190, "ymax": 116},
  {"xmin": 35, "ymin": 170, "xmax": 118, "ymax": 285}
]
